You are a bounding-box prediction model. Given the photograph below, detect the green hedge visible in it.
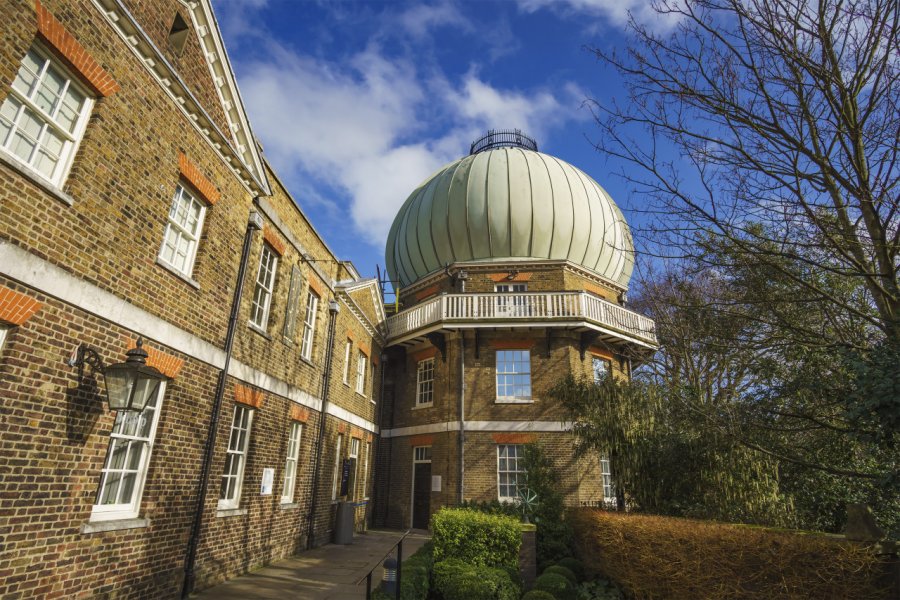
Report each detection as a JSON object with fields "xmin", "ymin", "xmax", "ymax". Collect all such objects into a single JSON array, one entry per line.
[
  {"xmin": 521, "ymin": 591, "xmax": 556, "ymax": 600},
  {"xmin": 542, "ymin": 565, "xmax": 577, "ymax": 584},
  {"xmin": 555, "ymin": 557, "xmax": 585, "ymax": 582},
  {"xmin": 373, "ymin": 541, "xmax": 433, "ymax": 600},
  {"xmin": 431, "ymin": 508, "xmax": 522, "ymax": 570},
  {"xmin": 432, "ymin": 558, "xmax": 519, "ymax": 600},
  {"xmin": 532, "ymin": 572, "xmax": 576, "ymax": 600}
]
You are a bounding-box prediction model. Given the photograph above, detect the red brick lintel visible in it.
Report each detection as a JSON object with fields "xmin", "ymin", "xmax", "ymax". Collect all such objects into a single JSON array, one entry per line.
[{"xmin": 35, "ymin": 0, "xmax": 120, "ymax": 97}]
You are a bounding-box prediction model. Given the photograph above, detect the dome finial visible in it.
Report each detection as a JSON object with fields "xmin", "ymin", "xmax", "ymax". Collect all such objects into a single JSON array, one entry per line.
[{"xmin": 470, "ymin": 129, "xmax": 538, "ymax": 155}]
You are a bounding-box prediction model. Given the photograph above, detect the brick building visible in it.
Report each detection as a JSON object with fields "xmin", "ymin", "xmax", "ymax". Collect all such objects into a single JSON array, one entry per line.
[
  {"xmin": 371, "ymin": 131, "xmax": 657, "ymax": 530},
  {"xmin": 0, "ymin": 2, "xmax": 655, "ymax": 598},
  {"xmin": 0, "ymin": 1, "xmax": 383, "ymax": 597}
]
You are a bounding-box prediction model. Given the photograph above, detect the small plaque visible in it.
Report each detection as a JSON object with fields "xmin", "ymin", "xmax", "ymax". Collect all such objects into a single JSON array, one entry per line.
[
  {"xmin": 431, "ymin": 475, "xmax": 441, "ymax": 492},
  {"xmin": 260, "ymin": 468, "xmax": 274, "ymax": 495}
]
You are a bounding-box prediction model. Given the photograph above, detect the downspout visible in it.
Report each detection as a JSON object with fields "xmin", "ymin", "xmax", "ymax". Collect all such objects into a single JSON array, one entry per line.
[
  {"xmin": 372, "ymin": 351, "xmax": 387, "ymax": 528},
  {"xmin": 458, "ymin": 334, "xmax": 465, "ymax": 503},
  {"xmin": 182, "ymin": 208, "xmax": 263, "ymax": 598},
  {"xmin": 306, "ymin": 298, "xmax": 340, "ymax": 549}
]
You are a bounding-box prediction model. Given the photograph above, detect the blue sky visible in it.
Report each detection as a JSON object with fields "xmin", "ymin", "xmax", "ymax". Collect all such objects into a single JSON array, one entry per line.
[{"xmin": 212, "ymin": 0, "xmax": 677, "ymax": 281}]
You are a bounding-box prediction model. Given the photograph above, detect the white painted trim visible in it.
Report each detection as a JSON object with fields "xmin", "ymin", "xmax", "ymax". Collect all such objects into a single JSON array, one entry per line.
[
  {"xmin": 0, "ymin": 242, "xmax": 385, "ymax": 431},
  {"xmin": 326, "ymin": 403, "xmax": 377, "ymax": 434},
  {"xmin": 381, "ymin": 420, "xmax": 571, "ymax": 438}
]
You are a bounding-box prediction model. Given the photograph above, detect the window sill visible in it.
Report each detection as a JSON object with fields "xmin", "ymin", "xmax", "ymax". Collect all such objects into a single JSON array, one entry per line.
[
  {"xmin": 156, "ymin": 257, "xmax": 201, "ymax": 289},
  {"xmin": 370, "ymin": 398, "xmax": 377, "ymax": 405},
  {"xmin": 216, "ymin": 507, "xmax": 248, "ymax": 518},
  {"xmin": 356, "ymin": 392, "xmax": 367, "ymax": 399},
  {"xmin": 248, "ymin": 322, "xmax": 272, "ymax": 339},
  {"xmin": 0, "ymin": 150, "xmax": 75, "ymax": 206},
  {"xmin": 280, "ymin": 502, "xmax": 301, "ymax": 510},
  {"xmin": 299, "ymin": 355, "xmax": 315, "ymax": 368},
  {"xmin": 495, "ymin": 398, "xmax": 534, "ymax": 404},
  {"xmin": 81, "ymin": 517, "xmax": 150, "ymax": 534},
  {"xmin": 412, "ymin": 403, "xmax": 433, "ymax": 410}
]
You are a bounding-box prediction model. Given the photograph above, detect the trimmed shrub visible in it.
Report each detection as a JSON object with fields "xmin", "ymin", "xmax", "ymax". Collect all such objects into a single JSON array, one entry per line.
[
  {"xmin": 576, "ymin": 579, "xmax": 624, "ymax": 600},
  {"xmin": 532, "ymin": 572, "xmax": 575, "ymax": 600},
  {"xmin": 556, "ymin": 557, "xmax": 585, "ymax": 582},
  {"xmin": 521, "ymin": 591, "xmax": 557, "ymax": 600},
  {"xmin": 432, "ymin": 558, "xmax": 519, "ymax": 600},
  {"xmin": 372, "ymin": 541, "xmax": 433, "ymax": 600},
  {"xmin": 431, "ymin": 508, "xmax": 521, "ymax": 570},
  {"xmin": 570, "ymin": 508, "xmax": 894, "ymax": 599},
  {"xmin": 542, "ymin": 565, "xmax": 577, "ymax": 584}
]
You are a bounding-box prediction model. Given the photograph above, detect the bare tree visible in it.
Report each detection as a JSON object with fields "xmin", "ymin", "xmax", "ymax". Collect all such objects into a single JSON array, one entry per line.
[{"xmin": 592, "ymin": 0, "xmax": 899, "ymax": 347}]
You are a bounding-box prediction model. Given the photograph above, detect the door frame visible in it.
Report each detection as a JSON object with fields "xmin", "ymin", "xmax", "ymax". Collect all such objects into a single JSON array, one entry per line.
[{"xmin": 410, "ymin": 445, "xmax": 432, "ymax": 529}]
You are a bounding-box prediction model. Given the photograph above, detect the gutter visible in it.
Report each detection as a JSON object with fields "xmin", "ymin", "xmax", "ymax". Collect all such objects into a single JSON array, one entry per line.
[
  {"xmin": 458, "ymin": 334, "xmax": 466, "ymax": 503},
  {"xmin": 182, "ymin": 208, "xmax": 263, "ymax": 598},
  {"xmin": 305, "ymin": 299, "xmax": 340, "ymax": 549}
]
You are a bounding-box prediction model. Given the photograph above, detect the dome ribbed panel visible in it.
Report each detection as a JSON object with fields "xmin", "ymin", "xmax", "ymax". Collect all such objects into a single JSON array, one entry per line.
[
  {"xmin": 508, "ymin": 148, "xmax": 533, "ymax": 257},
  {"xmin": 384, "ymin": 147, "xmax": 635, "ymax": 289},
  {"xmin": 415, "ymin": 174, "xmax": 442, "ymax": 275},
  {"xmin": 467, "ymin": 152, "xmax": 491, "ymax": 259},
  {"xmin": 525, "ymin": 151, "xmax": 553, "ymax": 258},
  {"xmin": 430, "ymin": 163, "xmax": 456, "ymax": 269},
  {"xmin": 486, "ymin": 149, "xmax": 511, "ymax": 257},
  {"xmin": 447, "ymin": 156, "xmax": 473, "ymax": 263}
]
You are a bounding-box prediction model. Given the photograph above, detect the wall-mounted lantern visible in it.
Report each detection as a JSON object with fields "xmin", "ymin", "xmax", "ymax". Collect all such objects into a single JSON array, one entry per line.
[{"xmin": 69, "ymin": 337, "xmax": 167, "ymax": 412}]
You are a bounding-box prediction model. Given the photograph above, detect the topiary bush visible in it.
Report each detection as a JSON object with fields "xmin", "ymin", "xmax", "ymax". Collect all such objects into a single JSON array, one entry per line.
[
  {"xmin": 575, "ymin": 578, "xmax": 624, "ymax": 600},
  {"xmin": 532, "ymin": 572, "xmax": 575, "ymax": 600},
  {"xmin": 432, "ymin": 558, "xmax": 519, "ymax": 600},
  {"xmin": 555, "ymin": 557, "xmax": 585, "ymax": 582},
  {"xmin": 542, "ymin": 565, "xmax": 577, "ymax": 584},
  {"xmin": 431, "ymin": 508, "xmax": 521, "ymax": 570},
  {"xmin": 372, "ymin": 541, "xmax": 434, "ymax": 600},
  {"xmin": 521, "ymin": 591, "xmax": 557, "ymax": 600}
]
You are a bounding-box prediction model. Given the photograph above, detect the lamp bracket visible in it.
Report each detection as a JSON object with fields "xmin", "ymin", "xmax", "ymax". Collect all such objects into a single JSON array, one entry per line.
[{"xmin": 68, "ymin": 344, "xmax": 105, "ymax": 380}]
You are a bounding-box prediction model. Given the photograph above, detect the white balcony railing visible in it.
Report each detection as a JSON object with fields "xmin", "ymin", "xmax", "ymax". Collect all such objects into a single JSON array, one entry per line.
[{"xmin": 384, "ymin": 292, "xmax": 657, "ymax": 346}]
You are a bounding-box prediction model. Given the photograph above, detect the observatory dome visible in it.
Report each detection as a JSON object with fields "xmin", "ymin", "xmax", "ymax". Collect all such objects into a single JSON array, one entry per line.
[{"xmin": 385, "ymin": 132, "xmax": 634, "ymax": 289}]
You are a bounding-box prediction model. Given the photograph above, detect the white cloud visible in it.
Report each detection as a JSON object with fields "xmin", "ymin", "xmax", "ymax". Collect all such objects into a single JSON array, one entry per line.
[
  {"xmin": 395, "ymin": 2, "xmax": 473, "ymax": 39},
  {"xmin": 232, "ymin": 31, "xmax": 581, "ymax": 247},
  {"xmin": 515, "ymin": 0, "xmax": 679, "ymax": 31}
]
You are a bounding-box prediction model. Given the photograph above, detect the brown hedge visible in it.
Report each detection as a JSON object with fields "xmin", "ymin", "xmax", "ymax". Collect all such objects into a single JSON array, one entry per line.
[{"xmin": 570, "ymin": 509, "xmax": 896, "ymax": 600}]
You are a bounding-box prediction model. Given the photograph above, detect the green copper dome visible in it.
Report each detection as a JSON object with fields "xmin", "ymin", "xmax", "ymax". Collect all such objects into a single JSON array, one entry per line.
[{"xmin": 385, "ymin": 145, "xmax": 635, "ymax": 289}]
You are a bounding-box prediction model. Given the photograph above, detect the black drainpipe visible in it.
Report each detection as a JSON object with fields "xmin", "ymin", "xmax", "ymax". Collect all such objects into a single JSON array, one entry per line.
[
  {"xmin": 306, "ymin": 298, "xmax": 340, "ymax": 549},
  {"xmin": 182, "ymin": 208, "xmax": 263, "ymax": 598}
]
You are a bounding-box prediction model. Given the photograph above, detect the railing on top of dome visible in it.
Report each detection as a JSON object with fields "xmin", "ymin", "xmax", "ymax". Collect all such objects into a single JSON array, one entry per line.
[
  {"xmin": 470, "ymin": 129, "xmax": 538, "ymax": 155},
  {"xmin": 383, "ymin": 291, "xmax": 657, "ymax": 346}
]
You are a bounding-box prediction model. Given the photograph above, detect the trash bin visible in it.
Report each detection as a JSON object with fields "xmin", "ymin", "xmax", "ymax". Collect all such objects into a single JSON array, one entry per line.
[{"xmin": 333, "ymin": 501, "xmax": 354, "ymax": 544}]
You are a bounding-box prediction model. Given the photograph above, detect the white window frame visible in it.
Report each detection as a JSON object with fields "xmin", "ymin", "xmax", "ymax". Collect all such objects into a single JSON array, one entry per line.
[
  {"xmin": 356, "ymin": 351, "xmax": 367, "ymax": 396},
  {"xmin": 281, "ymin": 422, "xmax": 302, "ymax": 504},
  {"xmin": 250, "ymin": 244, "xmax": 278, "ymax": 330},
  {"xmin": 592, "ymin": 356, "xmax": 611, "ymax": 384},
  {"xmin": 342, "ymin": 340, "xmax": 352, "ymax": 385},
  {"xmin": 300, "ymin": 290, "xmax": 319, "ymax": 360},
  {"xmin": 158, "ymin": 184, "xmax": 207, "ymax": 277},
  {"xmin": 0, "ymin": 45, "xmax": 93, "ymax": 187},
  {"xmin": 218, "ymin": 404, "xmax": 254, "ymax": 510},
  {"xmin": 331, "ymin": 433, "xmax": 343, "ymax": 501},
  {"xmin": 497, "ymin": 444, "xmax": 526, "ymax": 503},
  {"xmin": 90, "ymin": 382, "xmax": 166, "ymax": 522},
  {"xmin": 601, "ymin": 457, "xmax": 616, "ymax": 505},
  {"xmin": 0, "ymin": 324, "xmax": 9, "ymax": 353},
  {"xmin": 495, "ymin": 350, "xmax": 532, "ymax": 403},
  {"xmin": 415, "ymin": 358, "xmax": 435, "ymax": 407},
  {"xmin": 495, "ymin": 283, "xmax": 528, "ymax": 316},
  {"xmin": 361, "ymin": 441, "xmax": 371, "ymax": 500},
  {"xmin": 348, "ymin": 437, "xmax": 360, "ymax": 498}
]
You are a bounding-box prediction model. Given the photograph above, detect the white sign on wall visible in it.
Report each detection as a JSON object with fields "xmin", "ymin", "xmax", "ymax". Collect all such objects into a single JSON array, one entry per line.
[
  {"xmin": 431, "ymin": 475, "xmax": 442, "ymax": 492},
  {"xmin": 260, "ymin": 468, "xmax": 274, "ymax": 495}
]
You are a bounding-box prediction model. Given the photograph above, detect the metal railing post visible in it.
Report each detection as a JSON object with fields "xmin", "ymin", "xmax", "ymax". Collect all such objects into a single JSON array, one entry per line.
[
  {"xmin": 366, "ymin": 572, "xmax": 372, "ymax": 600},
  {"xmin": 396, "ymin": 539, "xmax": 403, "ymax": 600}
]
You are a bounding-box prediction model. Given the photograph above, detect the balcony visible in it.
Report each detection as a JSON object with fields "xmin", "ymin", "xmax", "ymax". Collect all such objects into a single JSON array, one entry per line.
[{"xmin": 384, "ymin": 292, "xmax": 657, "ymax": 348}]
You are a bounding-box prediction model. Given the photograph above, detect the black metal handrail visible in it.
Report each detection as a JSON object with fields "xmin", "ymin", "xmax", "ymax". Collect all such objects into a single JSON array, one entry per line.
[
  {"xmin": 470, "ymin": 129, "xmax": 538, "ymax": 154},
  {"xmin": 357, "ymin": 529, "xmax": 411, "ymax": 600}
]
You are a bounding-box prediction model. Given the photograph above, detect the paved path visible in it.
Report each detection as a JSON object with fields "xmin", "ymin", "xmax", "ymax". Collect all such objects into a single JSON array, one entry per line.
[{"xmin": 192, "ymin": 529, "xmax": 430, "ymax": 599}]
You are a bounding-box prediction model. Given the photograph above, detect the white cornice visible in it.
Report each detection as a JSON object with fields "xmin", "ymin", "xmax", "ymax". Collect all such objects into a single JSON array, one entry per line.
[{"xmin": 91, "ymin": 0, "xmax": 269, "ymax": 195}]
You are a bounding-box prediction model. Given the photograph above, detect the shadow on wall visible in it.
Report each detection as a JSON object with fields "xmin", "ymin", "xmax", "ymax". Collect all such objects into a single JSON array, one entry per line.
[{"xmin": 66, "ymin": 377, "xmax": 104, "ymax": 443}]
